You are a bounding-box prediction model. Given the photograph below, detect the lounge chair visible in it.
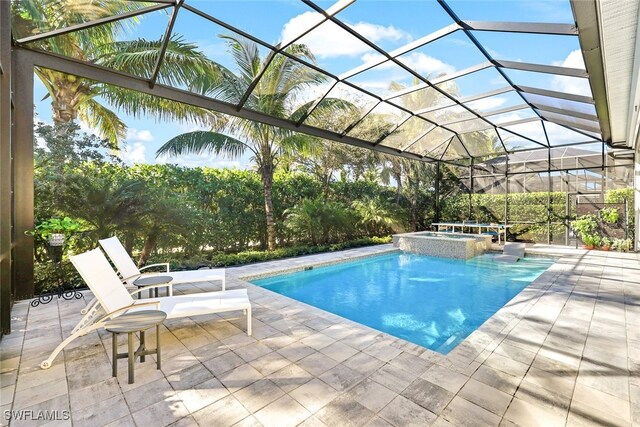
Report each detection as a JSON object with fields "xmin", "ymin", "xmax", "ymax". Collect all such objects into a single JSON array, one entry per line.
[
  {"xmin": 40, "ymin": 248, "xmax": 251, "ymax": 369},
  {"xmin": 99, "ymin": 236, "xmax": 227, "ymax": 292},
  {"xmin": 494, "ymin": 242, "xmax": 526, "ymax": 263}
]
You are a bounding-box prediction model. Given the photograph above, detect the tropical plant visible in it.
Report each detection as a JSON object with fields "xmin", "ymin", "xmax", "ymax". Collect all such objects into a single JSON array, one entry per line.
[
  {"xmin": 284, "ymin": 197, "xmax": 350, "ymax": 245},
  {"xmin": 571, "ymin": 215, "xmax": 598, "ymax": 242},
  {"xmin": 352, "ymin": 197, "xmax": 401, "ymax": 236},
  {"xmin": 157, "ymin": 35, "xmax": 353, "ymax": 250},
  {"xmin": 56, "ymin": 164, "xmax": 152, "ymax": 240},
  {"xmin": 13, "ymin": 0, "xmax": 223, "ymax": 146},
  {"xmin": 599, "ymin": 207, "xmax": 620, "ymax": 224},
  {"xmin": 601, "ymin": 237, "xmax": 612, "ymax": 250},
  {"xmin": 612, "ymin": 238, "xmax": 633, "ymax": 252},
  {"xmin": 581, "ymin": 234, "xmax": 601, "ymax": 249},
  {"xmin": 27, "ymin": 217, "xmax": 81, "ymax": 241}
]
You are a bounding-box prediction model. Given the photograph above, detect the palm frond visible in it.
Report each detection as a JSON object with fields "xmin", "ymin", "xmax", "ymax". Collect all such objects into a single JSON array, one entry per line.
[
  {"xmin": 102, "ymin": 85, "xmax": 215, "ymax": 126},
  {"xmin": 156, "ymin": 131, "xmax": 253, "ymax": 159},
  {"xmin": 77, "ymin": 99, "xmax": 127, "ymax": 148},
  {"xmin": 278, "ymin": 133, "xmax": 317, "ymax": 157},
  {"xmin": 290, "ymin": 98, "xmax": 358, "ymax": 124},
  {"xmin": 94, "ymin": 35, "xmax": 229, "ymax": 92},
  {"xmin": 220, "ymin": 34, "xmax": 261, "ymax": 85}
]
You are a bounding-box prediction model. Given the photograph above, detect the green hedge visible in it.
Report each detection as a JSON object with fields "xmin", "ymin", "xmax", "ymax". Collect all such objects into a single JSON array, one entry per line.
[{"xmin": 147, "ymin": 236, "xmax": 393, "ymax": 270}]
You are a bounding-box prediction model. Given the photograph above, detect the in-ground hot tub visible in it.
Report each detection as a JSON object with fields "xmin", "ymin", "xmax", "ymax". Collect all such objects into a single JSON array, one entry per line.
[{"xmin": 392, "ymin": 231, "xmax": 492, "ymax": 259}]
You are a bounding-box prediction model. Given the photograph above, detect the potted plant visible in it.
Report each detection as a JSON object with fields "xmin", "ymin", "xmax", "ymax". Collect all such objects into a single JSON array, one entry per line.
[
  {"xmin": 581, "ymin": 234, "xmax": 601, "ymax": 250},
  {"xmin": 571, "ymin": 215, "xmax": 598, "ymax": 249},
  {"xmin": 599, "ymin": 207, "xmax": 620, "ymax": 224},
  {"xmin": 612, "ymin": 238, "xmax": 633, "ymax": 252},
  {"xmin": 27, "ymin": 217, "xmax": 81, "ymax": 247},
  {"xmin": 601, "ymin": 237, "xmax": 612, "ymax": 251}
]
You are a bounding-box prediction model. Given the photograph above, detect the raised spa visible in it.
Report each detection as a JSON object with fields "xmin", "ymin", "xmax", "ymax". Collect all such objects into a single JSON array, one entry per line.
[{"xmin": 392, "ymin": 231, "xmax": 492, "ymax": 259}]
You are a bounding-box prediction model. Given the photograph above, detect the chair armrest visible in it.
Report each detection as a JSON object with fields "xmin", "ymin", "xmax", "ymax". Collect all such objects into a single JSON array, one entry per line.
[
  {"xmin": 97, "ymin": 301, "xmax": 161, "ymax": 323},
  {"xmin": 129, "ymin": 283, "xmax": 173, "ymax": 297},
  {"xmin": 121, "ymin": 273, "xmax": 143, "ymax": 283},
  {"xmin": 140, "ymin": 263, "xmax": 170, "ymax": 272}
]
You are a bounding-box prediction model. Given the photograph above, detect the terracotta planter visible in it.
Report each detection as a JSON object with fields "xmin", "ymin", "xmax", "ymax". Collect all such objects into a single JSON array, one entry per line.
[
  {"xmin": 582, "ymin": 244, "xmax": 594, "ymax": 250},
  {"xmin": 601, "ymin": 246, "xmax": 610, "ymax": 251}
]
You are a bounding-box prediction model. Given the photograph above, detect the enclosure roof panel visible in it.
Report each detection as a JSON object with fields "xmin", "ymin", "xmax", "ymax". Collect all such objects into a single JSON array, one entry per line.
[{"xmin": 11, "ymin": 0, "xmax": 614, "ymax": 162}]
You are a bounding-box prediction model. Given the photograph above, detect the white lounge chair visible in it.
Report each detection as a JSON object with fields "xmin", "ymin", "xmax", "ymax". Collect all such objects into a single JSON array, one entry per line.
[
  {"xmin": 494, "ymin": 242, "xmax": 526, "ymax": 263},
  {"xmin": 40, "ymin": 248, "xmax": 251, "ymax": 369},
  {"xmin": 99, "ymin": 236, "xmax": 227, "ymax": 293}
]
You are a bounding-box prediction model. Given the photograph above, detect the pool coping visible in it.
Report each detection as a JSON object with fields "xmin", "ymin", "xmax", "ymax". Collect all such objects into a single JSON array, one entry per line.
[{"xmin": 227, "ymin": 244, "xmax": 564, "ymax": 369}]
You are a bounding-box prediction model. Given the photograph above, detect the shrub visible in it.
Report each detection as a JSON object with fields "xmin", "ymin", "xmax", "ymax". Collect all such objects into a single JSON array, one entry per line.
[{"xmin": 148, "ymin": 236, "xmax": 392, "ymax": 270}]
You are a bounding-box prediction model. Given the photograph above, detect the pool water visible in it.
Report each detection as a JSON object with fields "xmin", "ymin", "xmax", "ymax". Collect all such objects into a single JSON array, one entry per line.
[{"xmin": 252, "ymin": 252, "xmax": 554, "ymax": 354}]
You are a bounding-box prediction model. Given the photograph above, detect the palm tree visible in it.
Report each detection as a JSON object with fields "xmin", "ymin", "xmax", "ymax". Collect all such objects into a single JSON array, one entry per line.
[
  {"xmin": 352, "ymin": 197, "xmax": 400, "ymax": 236},
  {"xmin": 157, "ymin": 35, "xmax": 350, "ymax": 250},
  {"xmin": 13, "ymin": 0, "xmax": 223, "ymax": 146},
  {"xmin": 284, "ymin": 197, "xmax": 350, "ymax": 245}
]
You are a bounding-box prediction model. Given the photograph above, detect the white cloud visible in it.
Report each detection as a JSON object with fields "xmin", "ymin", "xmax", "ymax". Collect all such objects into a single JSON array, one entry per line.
[
  {"xmin": 398, "ymin": 52, "xmax": 455, "ymax": 77},
  {"xmin": 119, "ymin": 142, "xmax": 147, "ymax": 165},
  {"xmin": 177, "ymin": 122, "xmax": 209, "ymax": 133},
  {"xmin": 351, "ymin": 21, "xmax": 407, "ymax": 43},
  {"xmin": 77, "ymin": 120, "xmax": 102, "ymax": 138},
  {"xmin": 348, "ymin": 52, "xmax": 455, "ymax": 96},
  {"xmin": 551, "ymin": 50, "xmax": 590, "ymax": 96},
  {"xmin": 353, "ymin": 80, "xmax": 392, "ymax": 91},
  {"xmin": 126, "ymin": 128, "xmax": 154, "ymax": 142},
  {"xmin": 281, "ymin": 12, "xmax": 409, "ymax": 59},
  {"xmin": 467, "ymin": 96, "xmax": 507, "ymax": 112},
  {"xmin": 358, "ymin": 52, "xmax": 455, "ymax": 77}
]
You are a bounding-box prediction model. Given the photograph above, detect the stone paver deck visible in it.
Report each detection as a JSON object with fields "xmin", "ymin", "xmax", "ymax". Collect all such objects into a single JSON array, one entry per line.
[{"xmin": 1, "ymin": 244, "xmax": 639, "ymax": 426}]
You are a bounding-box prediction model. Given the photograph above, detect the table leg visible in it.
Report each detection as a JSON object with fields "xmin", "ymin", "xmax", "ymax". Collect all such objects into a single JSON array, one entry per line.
[
  {"xmin": 140, "ymin": 330, "xmax": 146, "ymax": 363},
  {"xmin": 112, "ymin": 333, "xmax": 118, "ymax": 378},
  {"xmin": 156, "ymin": 324, "xmax": 161, "ymax": 370},
  {"xmin": 128, "ymin": 332, "xmax": 135, "ymax": 384}
]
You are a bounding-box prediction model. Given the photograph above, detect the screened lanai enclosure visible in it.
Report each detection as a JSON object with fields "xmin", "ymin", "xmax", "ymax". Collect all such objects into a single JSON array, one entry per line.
[{"xmin": 1, "ymin": 0, "xmax": 640, "ymax": 333}]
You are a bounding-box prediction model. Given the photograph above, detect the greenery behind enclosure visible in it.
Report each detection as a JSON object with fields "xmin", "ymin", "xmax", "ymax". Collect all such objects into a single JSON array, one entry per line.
[
  {"xmin": 439, "ymin": 188, "xmax": 633, "ymax": 243},
  {"xmin": 33, "ymin": 123, "xmax": 438, "ymax": 294},
  {"xmin": 33, "ymin": 123, "xmax": 635, "ymax": 294}
]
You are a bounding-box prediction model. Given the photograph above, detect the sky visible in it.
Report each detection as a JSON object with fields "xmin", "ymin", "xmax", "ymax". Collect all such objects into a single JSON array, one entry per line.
[{"xmin": 32, "ymin": 0, "xmax": 599, "ymax": 168}]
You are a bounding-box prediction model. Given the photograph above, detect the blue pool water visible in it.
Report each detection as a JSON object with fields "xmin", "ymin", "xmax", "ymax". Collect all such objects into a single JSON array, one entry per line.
[{"xmin": 253, "ymin": 252, "xmax": 554, "ymax": 354}]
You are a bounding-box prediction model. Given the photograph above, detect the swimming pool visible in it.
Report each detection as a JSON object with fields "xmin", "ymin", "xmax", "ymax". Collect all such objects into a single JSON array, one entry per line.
[{"xmin": 252, "ymin": 252, "xmax": 554, "ymax": 354}]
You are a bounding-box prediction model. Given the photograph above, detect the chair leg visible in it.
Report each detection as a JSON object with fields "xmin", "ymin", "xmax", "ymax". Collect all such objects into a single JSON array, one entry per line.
[
  {"xmin": 80, "ymin": 296, "xmax": 98, "ymax": 315},
  {"xmin": 156, "ymin": 324, "xmax": 161, "ymax": 370},
  {"xmin": 112, "ymin": 333, "xmax": 118, "ymax": 378},
  {"xmin": 41, "ymin": 324, "xmax": 100, "ymax": 369},
  {"xmin": 128, "ymin": 332, "xmax": 135, "ymax": 384},
  {"xmin": 246, "ymin": 306, "xmax": 252, "ymax": 336}
]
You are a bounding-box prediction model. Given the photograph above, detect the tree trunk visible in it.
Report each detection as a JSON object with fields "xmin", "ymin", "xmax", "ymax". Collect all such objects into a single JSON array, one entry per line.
[
  {"xmin": 123, "ymin": 234, "xmax": 135, "ymax": 256},
  {"xmin": 408, "ymin": 172, "xmax": 419, "ymax": 232},
  {"xmin": 137, "ymin": 230, "xmax": 158, "ymax": 267},
  {"xmin": 50, "ymin": 76, "xmax": 83, "ymax": 124},
  {"xmin": 322, "ymin": 172, "xmax": 331, "ymax": 200},
  {"xmin": 394, "ymin": 171, "xmax": 402, "ymax": 205},
  {"xmin": 261, "ymin": 164, "xmax": 276, "ymax": 251}
]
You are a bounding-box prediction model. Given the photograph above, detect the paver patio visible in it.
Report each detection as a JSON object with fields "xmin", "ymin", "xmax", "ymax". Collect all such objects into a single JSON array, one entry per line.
[{"xmin": 1, "ymin": 244, "xmax": 639, "ymax": 426}]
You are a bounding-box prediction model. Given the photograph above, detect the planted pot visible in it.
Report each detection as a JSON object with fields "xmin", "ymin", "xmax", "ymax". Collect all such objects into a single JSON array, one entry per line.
[
  {"xmin": 48, "ymin": 233, "xmax": 65, "ymax": 246},
  {"xmin": 582, "ymin": 244, "xmax": 594, "ymax": 250},
  {"xmin": 601, "ymin": 246, "xmax": 611, "ymax": 251}
]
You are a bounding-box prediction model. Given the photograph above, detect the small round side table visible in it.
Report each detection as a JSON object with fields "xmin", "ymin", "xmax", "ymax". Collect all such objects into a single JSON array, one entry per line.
[
  {"xmin": 105, "ymin": 310, "xmax": 167, "ymax": 384},
  {"xmin": 133, "ymin": 275, "xmax": 173, "ymax": 298}
]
